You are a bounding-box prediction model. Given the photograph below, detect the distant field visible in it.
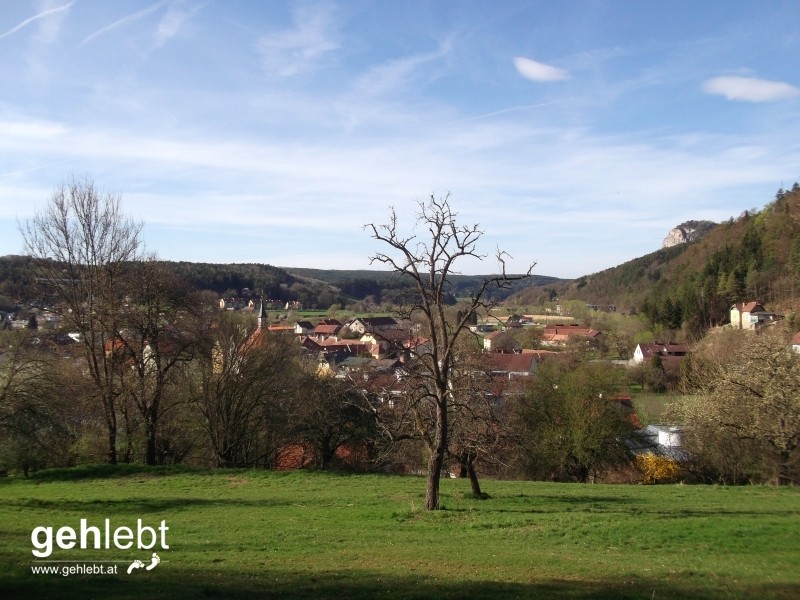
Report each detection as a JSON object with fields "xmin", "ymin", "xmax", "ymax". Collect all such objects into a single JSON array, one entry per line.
[
  {"xmin": 632, "ymin": 393, "xmax": 690, "ymax": 425},
  {"xmin": 1, "ymin": 466, "xmax": 798, "ymax": 599}
]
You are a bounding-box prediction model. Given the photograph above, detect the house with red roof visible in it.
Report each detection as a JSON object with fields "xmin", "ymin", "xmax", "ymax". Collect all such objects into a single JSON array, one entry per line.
[
  {"xmin": 311, "ymin": 322, "xmax": 341, "ymax": 341},
  {"xmin": 730, "ymin": 301, "xmax": 778, "ymax": 330},
  {"xmin": 482, "ymin": 330, "xmax": 521, "ymax": 353},
  {"xmin": 632, "ymin": 342, "xmax": 689, "ymax": 365},
  {"xmin": 348, "ymin": 316, "xmax": 400, "ymax": 335},
  {"xmin": 481, "ymin": 352, "xmax": 537, "ymax": 378},
  {"xmin": 541, "ymin": 324, "xmax": 602, "ymax": 346}
]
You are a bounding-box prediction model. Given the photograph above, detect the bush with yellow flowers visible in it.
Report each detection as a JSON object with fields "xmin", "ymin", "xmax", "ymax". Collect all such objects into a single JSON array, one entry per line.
[{"xmin": 636, "ymin": 453, "xmax": 681, "ymax": 484}]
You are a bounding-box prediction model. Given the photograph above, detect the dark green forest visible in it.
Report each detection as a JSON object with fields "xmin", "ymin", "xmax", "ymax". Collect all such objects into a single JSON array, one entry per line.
[
  {"xmin": 0, "ymin": 257, "xmax": 564, "ymax": 311},
  {"xmin": 516, "ymin": 183, "xmax": 800, "ymax": 336}
]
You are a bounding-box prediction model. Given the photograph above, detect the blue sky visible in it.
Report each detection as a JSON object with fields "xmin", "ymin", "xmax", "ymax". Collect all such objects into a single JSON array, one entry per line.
[{"xmin": 1, "ymin": 1, "xmax": 799, "ymax": 278}]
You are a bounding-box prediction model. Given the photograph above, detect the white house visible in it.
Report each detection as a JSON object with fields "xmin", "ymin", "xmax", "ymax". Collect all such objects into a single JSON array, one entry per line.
[
  {"xmin": 631, "ymin": 342, "xmax": 688, "ymax": 365},
  {"xmin": 348, "ymin": 316, "xmax": 400, "ymax": 335},
  {"xmin": 730, "ymin": 301, "xmax": 778, "ymax": 330},
  {"xmin": 632, "ymin": 424, "xmax": 686, "ymax": 461},
  {"xmin": 483, "ymin": 331, "xmax": 520, "ymax": 353}
]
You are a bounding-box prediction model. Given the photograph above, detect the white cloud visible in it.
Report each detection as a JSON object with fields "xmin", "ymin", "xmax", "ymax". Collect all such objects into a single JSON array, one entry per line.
[
  {"xmin": 79, "ymin": 2, "xmax": 166, "ymax": 47},
  {"xmin": 703, "ymin": 76, "xmax": 800, "ymax": 102},
  {"xmin": 0, "ymin": 118, "xmax": 67, "ymax": 138},
  {"xmin": 0, "ymin": 1, "xmax": 73, "ymax": 41},
  {"xmin": 256, "ymin": 2, "xmax": 340, "ymax": 76},
  {"xmin": 33, "ymin": 0, "xmax": 72, "ymax": 44},
  {"xmin": 155, "ymin": 1, "xmax": 204, "ymax": 47},
  {"xmin": 513, "ymin": 56, "xmax": 570, "ymax": 82},
  {"xmin": 352, "ymin": 39, "xmax": 452, "ymax": 98}
]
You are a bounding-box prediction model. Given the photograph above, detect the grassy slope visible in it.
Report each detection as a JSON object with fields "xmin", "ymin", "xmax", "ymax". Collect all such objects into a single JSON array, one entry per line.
[{"xmin": 1, "ymin": 466, "xmax": 798, "ymax": 599}]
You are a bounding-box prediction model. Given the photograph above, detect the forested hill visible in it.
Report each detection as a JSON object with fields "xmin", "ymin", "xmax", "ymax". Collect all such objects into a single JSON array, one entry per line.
[
  {"xmin": 0, "ymin": 255, "xmax": 566, "ymax": 309},
  {"xmin": 516, "ymin": 183, "xmax": 800, "ymax": 335},
  {"xmin": 282, "ymin": 268, "xmax": 566, "ymax": 303},
  {"xmin": 0, "ymin": 258, "xmax": 333, "ymax": 308}
]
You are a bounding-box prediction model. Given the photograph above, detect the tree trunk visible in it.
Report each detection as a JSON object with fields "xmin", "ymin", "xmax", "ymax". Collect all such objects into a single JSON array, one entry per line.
[
  {"xmin": 425, "ymin": 448, "xmax": 445, "ymax": 510},
  {"xmin": 425, "ymin": 401, "xmax": 448, "ymax": 510},
  {"xmin": 145, "ymin": 412, "xmax": 157, "ymax": 466},
  {"xmin": 107, "ymin": 430, "xmax": 117, "ymax": 464},
  {"xmin": 466, "ymin": 457, "xmax": 482, "ymax": 497},
  {"xmin": 458, "ymin": 450, "xmax": 482, "ymax": 496},
  {"xmin": 106, "ymin": 408, "xmax": 118, "ymax": 465},
  {"xmin": 121, "ymin": 401, "xmax": 134, "ymax": 463},
  {"xmin": 777, "ymin": 450, "xmax": 792, "ymax": 486}
]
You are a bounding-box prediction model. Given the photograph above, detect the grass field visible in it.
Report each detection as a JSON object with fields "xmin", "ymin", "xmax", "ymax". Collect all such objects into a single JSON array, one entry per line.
[
  {"xmin": 631, "ymin": 393, "xmax": 683, "ymax": 425},
  {"xmin": 1, "ymin": 466, "xmax": 799, "ymax": 599}
]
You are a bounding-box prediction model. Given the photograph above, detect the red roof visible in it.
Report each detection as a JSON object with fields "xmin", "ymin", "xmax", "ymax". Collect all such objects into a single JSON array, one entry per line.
[
  {"xmin": 732, "ymin": 301, "xmax": 767, "ymax": 313},
  {"xmin": 482, "ymin": 353, "xmax": 536, "ymax": 374},
  {"xmin": 484, "ymin": 331, "xmax": 506, "ymax": 340},
  {"xmin": 313, "ymin": 324, "xmax": 341, "ymax": 335},
  {"xmin": 542, "ymin": 325, "xmax": 601, "ymax": 342}
]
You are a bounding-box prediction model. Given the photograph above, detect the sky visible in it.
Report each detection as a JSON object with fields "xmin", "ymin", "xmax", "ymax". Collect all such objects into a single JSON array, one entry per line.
[{"xmin": 1, "ymin": 1, "xmax": 799, "ymax": 279}]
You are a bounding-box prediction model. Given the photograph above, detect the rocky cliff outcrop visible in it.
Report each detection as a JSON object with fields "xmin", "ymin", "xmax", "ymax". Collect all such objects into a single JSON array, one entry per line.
[{"xmin": 662, "ymin": 220, "xmax": 716, "ymax": 248}]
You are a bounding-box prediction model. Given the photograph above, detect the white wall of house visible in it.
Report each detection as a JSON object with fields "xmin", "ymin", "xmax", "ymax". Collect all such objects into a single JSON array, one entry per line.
[{"xmin": 632, "ymin": 345, "xmax": 646, "ymax": 364}]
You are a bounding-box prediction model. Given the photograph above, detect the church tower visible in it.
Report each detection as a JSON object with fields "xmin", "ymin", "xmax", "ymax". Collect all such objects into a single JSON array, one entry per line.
[{"xmin": 257, "ymin": 294, "xmax": 268, "ymax": 330}]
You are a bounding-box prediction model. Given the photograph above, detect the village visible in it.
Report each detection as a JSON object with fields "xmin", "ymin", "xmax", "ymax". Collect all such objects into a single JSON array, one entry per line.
[{"xmin": 3, "ymin": 279, "xmax": 798, "ymax": 485}]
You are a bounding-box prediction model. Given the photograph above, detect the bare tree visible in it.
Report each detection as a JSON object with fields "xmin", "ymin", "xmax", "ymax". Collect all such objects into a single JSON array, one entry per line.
[
  {"xmin": 20, "ymin": 178, "xmax": 143, "ymax": 464},
  {"xmin": 287, "ymin": 370, "xmax": 376, "ymax": 470},
  {"xmin": 447, "ymin": 338, "xmax": 520, "ymax": 496},
  {"xmin": 0, "ymin": 330, "xmax": 70, "ymax": 474},
  {"xmin": 366, "ymin": 194, "xmax": 534, "ymax": 510},
  {"xmin": 189, "ymin": 312, "xmax": 297, "ymax": 467},
  {"xmin": 116, "ymin": 259, "xmax": 200, "ymax": 465}
]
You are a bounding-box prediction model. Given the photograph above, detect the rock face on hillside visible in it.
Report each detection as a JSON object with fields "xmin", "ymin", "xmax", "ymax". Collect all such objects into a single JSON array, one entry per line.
[{"xmin": 662, "ymin": 220, "xmax": 717, "ymax": 248}]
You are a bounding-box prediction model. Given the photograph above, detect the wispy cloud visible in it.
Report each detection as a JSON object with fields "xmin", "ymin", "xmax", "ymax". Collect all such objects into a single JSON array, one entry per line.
[
  {"xmin": 0, "ymin": 118, "xmax": 68, "ymax": 138},
  {"xmin": 703, "ymin": 75, "xmax": 800, "ymax": 102},
  {"xmin": 33, "ymin": 0, "xmax": 72, "ymax": 45},
  {"xmin": 352, "ymin": 37, "xmax": 453, "ymax": 98},
  {"xmin": 79, "ymin": 2, "xmax": 166, "ymax": 47},
  {"xmin": 256, "ymin": 2, "xmax": 340, "ymax": 76},
  {"xmin": 3, "ymin": 3, "xmax": 800, "ymax": 277},
  {"xmin": 155, "ymin": 1, "xmax": 205, "ymax": 47},
  {"xmin": 0, "ymin": 109, "xmax": 795, "ymax": 277},
  {"xmin": 513, "ymin": 56, "xmax": 570, "ymax": 82},
  {"xmin": 0, "ymin": 1, "xmax": 73, "ymax": 41}
]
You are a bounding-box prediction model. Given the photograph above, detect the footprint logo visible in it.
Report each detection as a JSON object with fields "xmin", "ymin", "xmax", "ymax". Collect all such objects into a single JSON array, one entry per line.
[
  {"xmin": 126, "ymin": 560, "xmax": 145, "ymax": 574},
  {"xmin": 145, "ymin": 552, "xmax": 161, "ymax": 571},
  {"xmin": 127, "ymin": 553, "xmax": 161, "ymax": 574}
]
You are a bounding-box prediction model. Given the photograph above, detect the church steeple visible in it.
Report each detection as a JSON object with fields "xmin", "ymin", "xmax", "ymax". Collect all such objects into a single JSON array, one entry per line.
[{"xmin": 257, "ymin": 294, "xmax": 268, "ymax": 330}]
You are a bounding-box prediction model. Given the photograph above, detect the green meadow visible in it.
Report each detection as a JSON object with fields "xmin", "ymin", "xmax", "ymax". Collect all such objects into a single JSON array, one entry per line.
[{"xmin": 1, "ymin": 466, "xmax": 798, "ymax": 599}]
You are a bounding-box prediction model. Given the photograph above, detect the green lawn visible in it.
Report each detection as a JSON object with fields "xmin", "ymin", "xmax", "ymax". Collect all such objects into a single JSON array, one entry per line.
[
  {"xmin": 632, "ymin": 393, "xmax": 689, "ymax": 425},
  {"xmin": 1, "ymin": 466, "xmax": 798, "ymax": 599}
]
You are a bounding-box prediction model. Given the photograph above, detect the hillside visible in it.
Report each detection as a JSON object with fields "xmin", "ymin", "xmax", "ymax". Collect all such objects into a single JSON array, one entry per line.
[
  {"xmin": 0, "ymin": 257, "xmax": 346, "ymax": 309},
  {"xmin": 0, "ymin": 255, "xmax": 566, "ymax": 310},
  {"xmin": 283, "ymin": 267, "xmax": 567, "ymax": 303},
  {"xmin": 2, "ymin": 467, "xmax": 799, "ymax": 599},
  {"xmin": 513, "ymin": 183, "xmax": 800, "ymax": 333}
]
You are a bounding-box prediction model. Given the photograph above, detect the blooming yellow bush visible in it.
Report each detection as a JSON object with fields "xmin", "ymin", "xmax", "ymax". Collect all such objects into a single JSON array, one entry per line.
[{"xmin": 636, "ymin": 453, "xmax": 680, "ymax": 484}]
